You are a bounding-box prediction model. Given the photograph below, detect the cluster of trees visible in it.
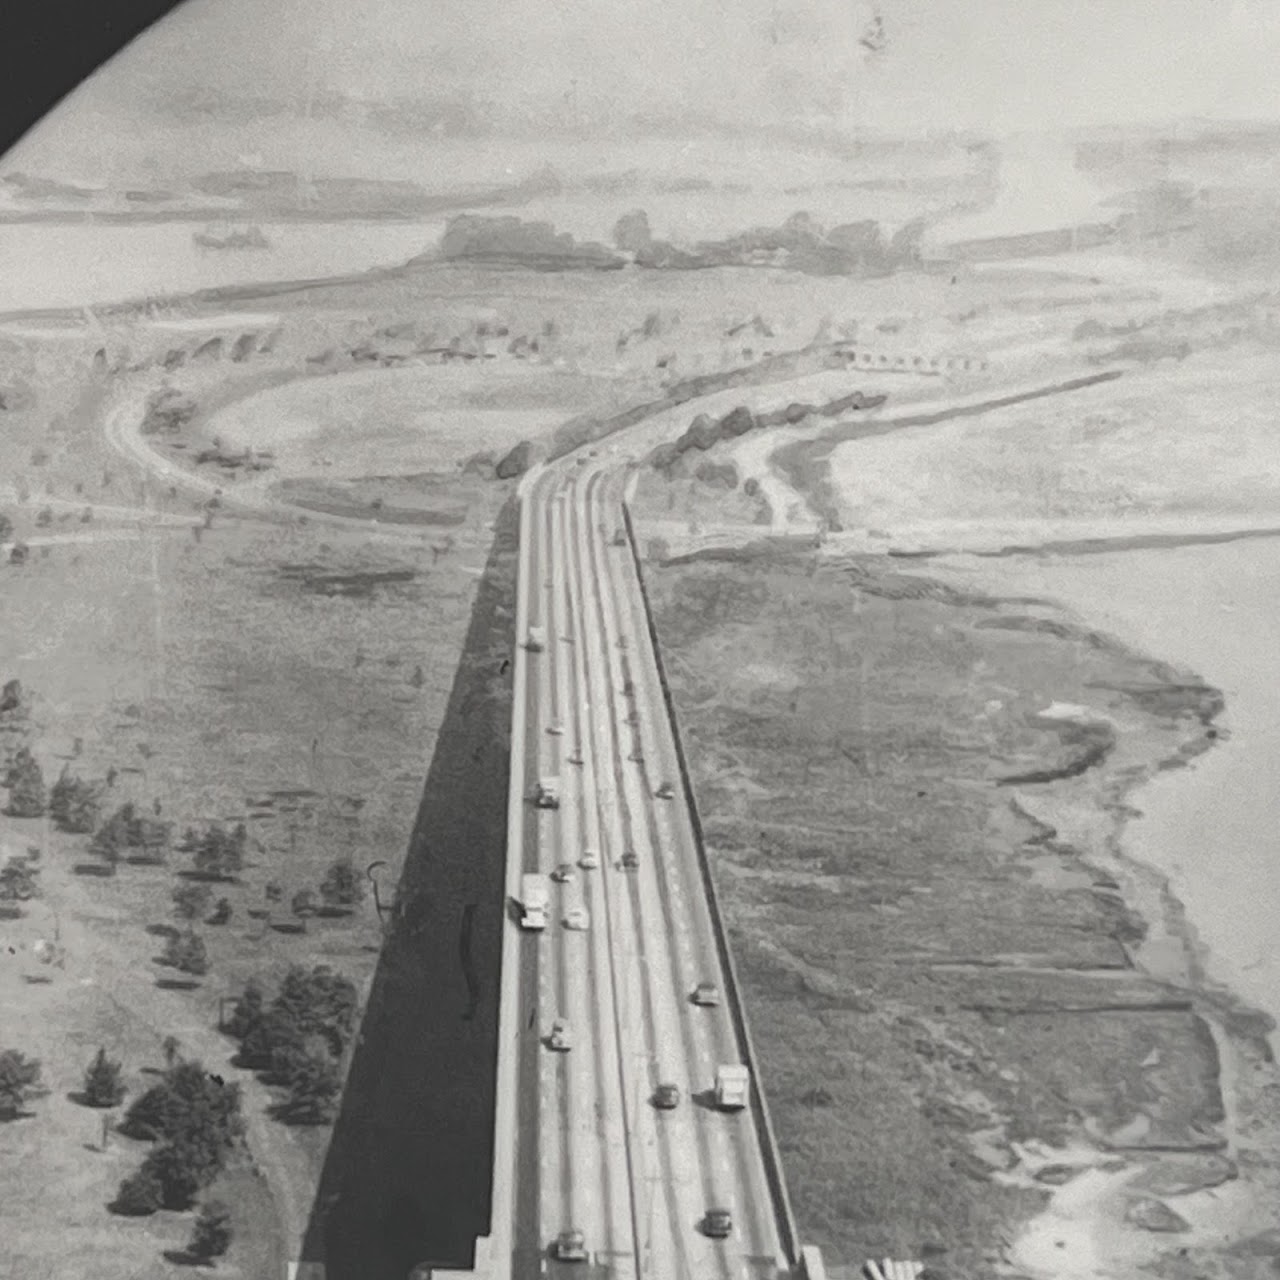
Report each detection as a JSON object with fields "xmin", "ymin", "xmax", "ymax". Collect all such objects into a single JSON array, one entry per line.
[
  {"xmin": 0, "ymin": 854, "xmax": 38, "ymax": 904},
  {"xmin": 161, "ymin": 930, "xmax": 209, "ymax": 977},
  {"xmin": 172, "ymin": 882, "xmax": 232, "ymax": 927},
  {"xmin": 113, "ymin": 1055, "xmax": 243, "ymax": 1215},
  {"xmin": 0, "ymin": 1049, "xmax": 43, "ymax": 1120},
  {"xmin": 179, "ymin": 822, "xmax": 247, "ymax": 881},
  {"xmin": 91, "ymin": 801, "xmax": 173, "ymax": 870},
  {"xmin": 225, "ymin": 965, "xmax": 357, "ymax": 1124}
]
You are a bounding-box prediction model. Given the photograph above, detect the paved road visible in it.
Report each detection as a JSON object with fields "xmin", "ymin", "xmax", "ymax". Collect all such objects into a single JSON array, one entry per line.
[{"xmin": 510, "ymin": 453, "xmax": 786, "ymax": 1280}]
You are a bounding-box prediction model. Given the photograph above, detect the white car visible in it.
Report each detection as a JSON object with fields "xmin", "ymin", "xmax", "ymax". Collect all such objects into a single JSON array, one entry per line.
[
  {"xmin": 548, "ymin": 1018, "xmax": 572, "ymax": 1051},
  {"xmin": 551, "ymin": 863, "xmax": 575, "ymax": 884},
  {"xmin": 579, "ymin": 849, "xmax": 600, "ymax": 871},
  {"xmin": 567, "ymin": 748, "xmax": 583, "ymax": 766},
  {"xmin": 564, "ymin": 905, "xmax": 591, "ymax": 931},
  {"xmin": 547, "ymin": 721, "xmax": 564, "ymax": 736}
]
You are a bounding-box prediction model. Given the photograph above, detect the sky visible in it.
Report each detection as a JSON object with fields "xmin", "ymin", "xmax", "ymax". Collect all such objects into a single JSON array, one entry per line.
[{"xmin": 14, "ymin": 0, "xmax": 1280, "ymax": 181}]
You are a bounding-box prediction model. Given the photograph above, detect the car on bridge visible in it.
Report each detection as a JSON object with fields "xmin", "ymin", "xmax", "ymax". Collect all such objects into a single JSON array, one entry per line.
[
  {"xmin": 548, "ymin": 1018, "xmax": 572, "ymax": 1051},
  {"xmin": 692, "ymin": 981, "xmax": 721, "ymax": 1007},
  {"xmin": 567, "ymin": 748, "xmax": 583, "ymax": 766},
  {"xmin": 702, "ymin": 1208, "xmax": 733, "ymax": 1240},
  {"xmin": 552, "ymin": 1228, "xmax": 588, "ymax": 1262},
  {"xmin": 629, "ymin": 748, "xmax": 644, "ymax": 764},
  {"xmin": 652, "ymin": 1083, "xmax": 681, "ymax": 1110},
  {"xmin": 654, "ymin": 781, "xmax": 675, "ymax": 800},
  {"xmin": 579, "ymin": 848, "xmax": 600, "ymax": 870},
  {"xmin": 547, "ymin": 721, "xmax": 564, "ymax": 736},
  {"xmin": 564, "ymin": 905, "xmax": 591, "ymax": 931},
  {"xmin": 551, "ymin": 862, "xmax": 575, "ymax": 884},
  {"xmin": 620, "ymin": 849, "xmax": 639, "ymax": 870}
]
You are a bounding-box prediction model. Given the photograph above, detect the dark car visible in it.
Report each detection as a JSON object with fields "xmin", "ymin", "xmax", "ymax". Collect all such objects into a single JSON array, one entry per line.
[
  {"xmin": 620, "ymin": 849, "xmax": 639, "ymax": 870},
  {"xmin": 692, "ymin": 981, "xmax": 720, "ymax": 1007},
  {"xmin": 654, "ymin": 781, "xmax": 675, "ymax": 800},
  {"xmin": 552, "ymin": 1228, "xmax": 587, "ymax": 1262},
  {"xmin": 652, "ymin": 1083, "xmax": 681, "ymax": 1110},
  {"xmin": 702, "ymin": 1208, "xmax": 733, "ymax": 1239}
]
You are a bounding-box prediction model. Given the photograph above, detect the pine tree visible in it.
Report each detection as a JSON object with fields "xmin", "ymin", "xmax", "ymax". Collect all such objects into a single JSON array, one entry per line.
[
  {"xmin": 82, "ymin": 1047, "xmax": 126, "ymax": 1107},
  {"xmin": 163, "ymin": 931, "xmax": 208, "ymax": 977}
]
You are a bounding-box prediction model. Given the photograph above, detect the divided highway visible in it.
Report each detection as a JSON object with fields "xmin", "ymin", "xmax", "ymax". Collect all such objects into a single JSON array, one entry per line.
[{"xmin": 497, "ymin": 451, "xmax": 790, "ymax": 1280}]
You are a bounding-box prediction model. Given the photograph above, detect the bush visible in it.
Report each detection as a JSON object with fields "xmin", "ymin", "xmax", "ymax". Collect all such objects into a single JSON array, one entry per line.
[
  {"xmin": 188, "ymin": 1200, "xmax": 233, "ymax": 1260},
  {"xmin": 0, "ymin": 1049, "xmax": 43, "ymax": 1119},
  {"xmin": 112, "ymin": 1166, "xmax": 163, "ymax": 1216},
  {"xmin": 207, "ymin": 897, "xmax": 232, "ymax": 925},
  {"xmin": 82, "ymin": 1047, "xmax": 126, "ymax": 1107},
  {"xmin": 4, "ymin": 748, "xmax": 45, "ymax": 818},
  {"xmin": 49, "ymin": 767, "xmax": 102, "ymax": 833},
  {"xmin": 0, "ymin": 678, "xmax": 21, "ymax": 714},
  {"xmin": 235, "ymin": 966, "xmax": 359, "ymax": 1075},
  {"xmin": 319, "ymin": 856, "xmax": 364, "ymax": 909}
]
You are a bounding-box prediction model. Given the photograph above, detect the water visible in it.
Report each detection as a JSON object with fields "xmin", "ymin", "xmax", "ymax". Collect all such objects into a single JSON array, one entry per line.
[{"xmin": 0, "ymin": 219, "xmax": 443, "ymax": 312}]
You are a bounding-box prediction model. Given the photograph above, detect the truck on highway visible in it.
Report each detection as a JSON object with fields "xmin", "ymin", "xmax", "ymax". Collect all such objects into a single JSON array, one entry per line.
[
  {"xmin": 714, "ymin": 1064, "xmax": 750, "ymax": 1111},
  {"xmin": 530, "ymin": 777, "xmax": 560, "ymax": 809},
  {"xmin": 520, "ymin": 873, "xmax": 549, "ymax": 930},
  {"xmin": 525, "ymin": 625, "xmax": 546, "ymax": 652}
]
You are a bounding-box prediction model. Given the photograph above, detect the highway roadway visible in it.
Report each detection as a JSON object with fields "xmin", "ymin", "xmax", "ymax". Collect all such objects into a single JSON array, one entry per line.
[{"xmin": 504, "ymin": 450, "xmax": 787, "ymax": 1280}]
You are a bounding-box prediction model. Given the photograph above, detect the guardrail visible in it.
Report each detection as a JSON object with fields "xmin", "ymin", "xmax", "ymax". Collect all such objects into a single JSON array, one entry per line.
[{"xmin": 618, "ymin": 498, "xmax": 802, "ymax": 1271}]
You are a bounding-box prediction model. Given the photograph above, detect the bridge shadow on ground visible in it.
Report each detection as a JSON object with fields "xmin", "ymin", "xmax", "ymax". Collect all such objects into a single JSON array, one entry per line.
[{"xmin": 300, "ymin": 498, "xmax": 518, "ymax": 1279}]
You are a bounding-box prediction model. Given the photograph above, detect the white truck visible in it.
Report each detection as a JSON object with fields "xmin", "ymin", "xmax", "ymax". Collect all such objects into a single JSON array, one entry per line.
[
  {"xmin": 520, "ymin": 873, "xmax": 550, "ymax": 931},
  {"xmin": 714, "ymin": 1064, "xmax": 750, "ymax": 1111},
  {"xmin": 531, "ymin": 776, "xmax": 560, "ymax": 810}
]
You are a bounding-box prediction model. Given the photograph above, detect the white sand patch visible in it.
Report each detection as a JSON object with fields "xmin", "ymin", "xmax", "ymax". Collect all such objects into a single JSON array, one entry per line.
[{"xmin": 825, "ymin": 353, "xmax": 1280, "ymax": 536}]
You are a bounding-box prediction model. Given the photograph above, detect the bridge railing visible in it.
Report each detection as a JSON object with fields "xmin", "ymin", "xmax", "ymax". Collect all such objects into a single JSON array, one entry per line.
[{"xmin": 619, "ymin": 499, "xmax": 802, "ymax": 1272}]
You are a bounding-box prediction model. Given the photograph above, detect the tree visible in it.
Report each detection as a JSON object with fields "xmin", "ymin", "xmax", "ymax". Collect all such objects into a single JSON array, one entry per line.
[
  {"xmin": 172, "ymin": 883, "xmax": 212, "ymax": 922},
  {"xmin": 4, "ymin": 748, "xmax": 45, "ymax": 817},
  {"xmin": 120, "ymin": 1058, "xmax": 242, "ymax": 1151},
  {"xmin": 50, "ymin": 768, "xmax": 102, "ymax": 833},
  {"xmin": 291, "ymin": 888, "xmax": 315, "ymax": 929},
  {"xmin": 0, "ymin": 513, "xmax": 11, "ymax": 543},
  {"xmin": 208, "ymin": 897, "xmax": 232, "ymax": 925},
  {"xmin": 91, "ymin": 802, "xmax": 172, "ymax": 867},
  {"xmin": 188, "ymin": 1200, "xmax": 233, "ymax": 1261},
  {"xmin": 319, "ymin": 856, "xmax": 364, "ymax": 910},
  {"xmin": 0, "ymin": 857, "xmax": 36, "ymax": 902},
  {"xmin": 140, "ymin": 1135, "xmax": 220, "ymax": 1210},
  {"xmin": 0, "ymin": 1049, "xmax": 43, "ymax": 1119},
  {"xmin": 193, "ymin": 823, "xmax": 246, "ymax": 880},
  {"xmin": 224, "ymin": 980, "xmax": 264, "ymax": 1040},
  {"xmin": 112, "ymin": 1165, "xmax": 162, "ymax": 1216},
  {"xmin": 0, "ymin": 678, "xmax": 21, "ymax": 715},
  {"xmin": 163, "ymin": 931, "xmax": 208, "ymax": 977},
  {"xmin": 82, "ymin": 1047, "xmax": 126, "ymax": 1107},
  {"xmin": 278, "ymin": 1043, "xmax": 342, "ymax": 1124}
]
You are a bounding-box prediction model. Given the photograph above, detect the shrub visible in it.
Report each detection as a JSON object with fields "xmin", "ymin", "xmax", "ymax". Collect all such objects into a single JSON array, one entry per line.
[
  {"xmin": 0, "ymin": 678, "xmax": 21, "ymax": 714},
  {"xmin": 0, "ymin": 1049, "xmax": 43, "ymax": 1119},
  {"xmin": 319, "ymin": 856, "xmax": 364, "ymax": 909},
  {"xmin": 4, "ymin": 748, "xmax": 45, "ymax": 818},
  {"xmin": 207, "ymin": 897, "xmax": 232, "ymax": 925},
  {"xmin": 112, "ymin": 1166, "xmax": 163, "ymax": 1216},
  {"xmin": 91, "ymin": 802, "xmax": 172, "ymax": 867},
  {"xmin": 223, "ymin": 980, "xmax": 265, "ymax": 1040},
  {"xmin": 82, "ymin": 1047, "xmax": 126, "ymax": 1107},
  {"xmin": 140, "ymin": 1135, "xmax": 220, "ymax": 1210},
  {"xmin": 188, "ymin": 1200, "xmax": 233, "ymax": 1260}
]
